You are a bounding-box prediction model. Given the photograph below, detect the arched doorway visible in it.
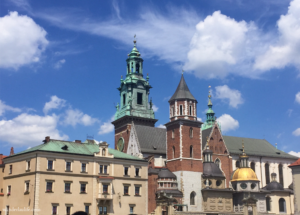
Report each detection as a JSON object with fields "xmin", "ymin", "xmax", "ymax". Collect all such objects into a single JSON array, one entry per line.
[{"xmin": 279, "ymin": 198, "xmax": 286, "ymax": 213}]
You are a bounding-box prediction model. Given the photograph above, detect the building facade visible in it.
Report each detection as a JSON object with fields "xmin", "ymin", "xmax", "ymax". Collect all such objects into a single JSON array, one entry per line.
[{"xmin": 0, "ymin": 138, "xmax": 148, "ymax": 215}]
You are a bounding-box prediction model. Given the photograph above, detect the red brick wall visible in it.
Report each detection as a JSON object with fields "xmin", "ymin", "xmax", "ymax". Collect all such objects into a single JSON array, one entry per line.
[
  {"xmin": 167, "ymin": 159, "xmax": 203, "ymax": 172},
  {"xmin": 208, "ymin": 125, "xmax": 232, "ymax": 187},
  {"xmin": 169, "ymin": 100, "xmax": 197, "ymax": 121},
  {"xmin": 114, "ymin": 124, "xmax": 131, "ymax": 153},
  {"xmin": 148, "ymin": 173, "xmax": 158, "ymax": 213}
]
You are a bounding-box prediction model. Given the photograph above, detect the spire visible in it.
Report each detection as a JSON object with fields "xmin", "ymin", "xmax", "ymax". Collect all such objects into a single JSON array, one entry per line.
[
  {"xmin": 169, "ymin": 74, "xmax": 196, "ymax": 102},
  {"xmin": 202, "ymin": 86, "xmax": 216, "ymax": 130},
  {"xmin": 239, "ymin": 140, "xmax": 249, "ymax": 168}
]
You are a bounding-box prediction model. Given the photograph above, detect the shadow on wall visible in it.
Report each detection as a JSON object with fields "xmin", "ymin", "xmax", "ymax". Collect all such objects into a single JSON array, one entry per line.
[{"xmin": 72, "ymin": 212, "xmax": 88, "ymax": 215}]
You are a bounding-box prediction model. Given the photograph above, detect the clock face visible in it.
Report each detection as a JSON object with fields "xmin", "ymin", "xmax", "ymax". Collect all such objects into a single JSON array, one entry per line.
[
  {"xmin": 240, "ymin": 183, "xmax": 247, "ymax": 189},
  {"xmin": 117, "ymin": 138, "xmax": 124, "ymax": 152}
]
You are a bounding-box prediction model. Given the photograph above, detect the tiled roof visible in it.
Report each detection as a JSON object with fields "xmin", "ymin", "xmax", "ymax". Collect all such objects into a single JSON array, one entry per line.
[
  {"xmin": 9, "ymin": 140, "xmax": 144, "ymax": 161},
  {"xmin": 135, "ymin": 125, "xmax": 166, "ymax": 154},
  {"xmin": 202, "ymin": 127, "xmax": 213, "ymax": 149},
  {"xmin": 289, "ymin": 158, "xmax": 300, "ymax": 167},
  {"xmin": 223, "ymin": 136, "xmax": 297, "ymax": 159},
  {"xmin": 169, "ymin": 75, "xmax": 196, "ymax": 102}
]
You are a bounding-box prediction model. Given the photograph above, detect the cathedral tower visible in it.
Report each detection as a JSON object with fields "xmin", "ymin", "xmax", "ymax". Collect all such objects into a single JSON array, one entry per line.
[
  {"xmin": 165, "ymin": 74, "xmax": 203, "ymax": 211},
  {"xmin": 112, "ymin": 39, "xmax": 157, "ymax": 152}
]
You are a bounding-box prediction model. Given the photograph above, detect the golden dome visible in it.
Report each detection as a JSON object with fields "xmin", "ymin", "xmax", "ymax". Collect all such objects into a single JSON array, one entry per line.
[{"xmin": 231, "ymin": 168, "xmax": 259, "ymax": 182}]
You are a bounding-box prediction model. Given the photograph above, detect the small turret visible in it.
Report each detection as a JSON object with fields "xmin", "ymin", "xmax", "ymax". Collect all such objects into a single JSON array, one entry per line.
[{"xmin": 202, "ymin": 86, "xmax": 216, "ymax": 130}]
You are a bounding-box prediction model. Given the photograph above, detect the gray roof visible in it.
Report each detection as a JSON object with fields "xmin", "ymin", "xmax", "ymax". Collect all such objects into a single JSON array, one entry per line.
[
  {"xmin": 202, "ymin": 127, "xmax": 213, "ymax": 149},
  {"xmin": 203, "ymin": 162, "xmax": 225, "ymax": 178},
  {"xmin": 223, "ymin": 136, "xmax": 297, "ymax": 159},
  {"xmin": 135, "ymin": 125, "xmax": 166, "ymax": 154},
  {"xmin": 156, "ymin": 189, "xmax": 183, "ymax": 197},
  {"xmin": 158, "ymin": 168, "xmax": 177, "ymax": 179},
  {"xmin": 169, "ymin": 75, "xmax": 196, "ymax": 102}
]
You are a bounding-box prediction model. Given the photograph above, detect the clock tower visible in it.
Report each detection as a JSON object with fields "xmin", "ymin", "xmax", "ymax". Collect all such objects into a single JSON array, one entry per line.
[{"xmin": 112, "ymin": 39, "xmax": 157, "ymax": 152}]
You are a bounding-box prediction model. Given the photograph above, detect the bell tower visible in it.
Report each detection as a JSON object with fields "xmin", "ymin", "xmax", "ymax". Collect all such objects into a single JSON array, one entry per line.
[
  {"xmin": 112, "ymin": 39, "xmax": 157, "ymax": 152},
  {"xmin": 165, "ymin": 74, "xmax": 203, "ymax": 211}
]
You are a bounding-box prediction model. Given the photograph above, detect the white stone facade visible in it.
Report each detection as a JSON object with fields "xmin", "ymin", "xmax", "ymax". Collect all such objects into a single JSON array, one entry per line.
[{"xmin": 173, "ymin": 171, "xmax": 203, "ymax": 212}]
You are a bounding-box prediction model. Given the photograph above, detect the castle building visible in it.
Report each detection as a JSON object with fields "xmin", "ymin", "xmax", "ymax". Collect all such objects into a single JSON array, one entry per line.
[
  {"xmin": 0, "ymin": 137, "xmax": 148, "ymax": 215},
  {"xmin": 112, "ymin": 40, "xmax": 298, "ymax": 214}
]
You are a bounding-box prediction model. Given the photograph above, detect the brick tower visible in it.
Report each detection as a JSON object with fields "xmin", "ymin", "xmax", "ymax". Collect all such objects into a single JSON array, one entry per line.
[
  {"xmin": 112, "ymin": 39, "xmax": 157, "ymax": 153},
  {"xmin": 165, "ymin": 74, "xmax": 203, "ymax": 211}
]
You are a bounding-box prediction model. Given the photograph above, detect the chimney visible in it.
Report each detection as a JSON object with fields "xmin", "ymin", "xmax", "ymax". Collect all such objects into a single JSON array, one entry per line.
[
  {"xmin": 10, "ymin": 147, "xmax": 14, "ymax": 156},
  {"xmin": 43, "ymin": 136, "xmax": 50, "ymax": 144},
  {"xmin": 75, "ymin": 140, "xmax": 82, "ymax": 143}
]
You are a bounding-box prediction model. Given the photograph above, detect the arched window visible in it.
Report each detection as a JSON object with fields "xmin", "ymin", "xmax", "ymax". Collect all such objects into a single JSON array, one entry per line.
[
  {"xmin": 190, "ymin": 146, "xmax": 193, "ymax": 158},
  {"xmin": 266, "ymin": 196, "xmax": 271, "ymax": 212},
  {"xmin": 136, "ymin": 63, "xmax": 139, "ymax": 73},
  {"xmin": 189, "ymin": 106, "xmax": 192, "ymax": 115},
  {"xmin": 190, "ymin": 192, "xmax": 196, "ymax": 205},
  {"xmin": 236, "ymin": 161, "xmax": 240, "ymax": 168},
  {"xmin": 189, "ymin": 128, "xmax": 193, "ymax": 138},
  {"xmin": 122, "ymin": 94, "xmax": 126, "ymax": 106},
  {"xmin": 102, "ymin": 149, "xmax": 106, "ymax": 156},
  {"xmin": 172, "ymin": 146, "xmax": 175, "ymax": 159},
  {"xmin": 265, "ymin": 163, "xmax": 270, "ymax": 184},
  {"xmin": 278, "ymin": 164, "xmax": 284, "ymax": 186},
  {"xmin": 215, "ymin": 158, "xmax": 220, "ymax": 168},
  {"xmin": 251, "ymin": 162, "xmax": 255, "ymax": 172},
  {"xmin": 279, "ymin": 198, "xmax": 286, "ymax": 213}
]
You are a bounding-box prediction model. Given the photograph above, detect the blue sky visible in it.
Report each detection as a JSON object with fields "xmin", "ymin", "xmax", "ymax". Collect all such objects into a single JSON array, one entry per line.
[{"xmin": 1, "ymin": 0, "xmax": 300, "ymax": 157}]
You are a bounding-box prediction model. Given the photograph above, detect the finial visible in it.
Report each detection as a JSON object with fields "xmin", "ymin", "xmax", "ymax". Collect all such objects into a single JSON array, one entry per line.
[
  {"xmin": 242, "ymin": 140, "xmax": 246, "ymax": 155},
  {"xmin": 133, "ymin": 34, "xmax": 137, "ymax": 46}
]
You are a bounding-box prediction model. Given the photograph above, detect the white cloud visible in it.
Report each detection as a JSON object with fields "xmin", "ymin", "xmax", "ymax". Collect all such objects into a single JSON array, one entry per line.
[
  {"xmin": 197, "ymin": 117, "xmax": 202, "ymax": 122},
  {"xmin": 152, "ymin": 105, "xmax": 159, "ymax": 112},
  {"xmin": 98, "ymin": 116, "xmax": 115, "ymax": 135},
  {"xmin": 0, "ymin": 11, "xmax": 48, "ymax": 69},
  {"xmin": 0, "ymin": 113, "xmax": 68, "ymax": 146},
  {"xmin": 295, "ymin": 92, "xmax": 300, "ymax": 104},
  {"xmin": 214, "ymin": 85, "xmax": 244, "ymax": 108},
  {"xmin": 0, "ymin": 100, "xmax": 21, "ymax": 116},
  {"xmin": 254, "ymin": 0, "xmax": 300, "ymax": 71},
  {"xmin": 43, "ymin": 95, "xmax": 66, "ymax": 115},
  {"xmin": 289, "ymin": 151, "xmax": 300, "ymax": 157},
  {"xmin": 157, "ymin": 124, "xmax": 166, "ymax": 128},
  {"xmin": 217, "ymin": 114, "xmax": 239, "ymax": 133},
  {"xmin": 292, "ymin": 128, "xmax": 300, "ymax": 136},
  {"xmin": 63, "ymin": 109, "xmax": 98, "ymax": 127},
  {"xmin": 54, "ymin": 59, "xmax": 66, "ymax": 69}
]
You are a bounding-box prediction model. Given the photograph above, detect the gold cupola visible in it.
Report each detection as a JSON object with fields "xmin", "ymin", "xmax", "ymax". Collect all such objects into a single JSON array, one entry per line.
[{"xmin": 231, "ymin": 141, "xmax": 259, "ymax": 182}]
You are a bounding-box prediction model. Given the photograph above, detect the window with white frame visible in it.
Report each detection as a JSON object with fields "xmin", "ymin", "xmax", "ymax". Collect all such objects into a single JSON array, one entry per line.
[
  {"xmin": 65, "ymin": 182, "xmax": 71, "ymax": 193},
  {"xmin": 66, "ymin": 161, "xmax": 72, "ymax": 172},
  {"xmin": 46, "ymin": 181, "xmax": 53, "ymax": 192},
  {"xmin": 47, "ymin": 160, "xmax": 54, "ymax": 170},
  {"xmin": 135, "ymin": 167, "xmax": 140, "ymax": 177},
  {"xmin": 84, "ymin": 204, "xmax": 90, "ymax": 214},
  {"xmin": 65, "ymin": 204, "xmax": 72, "ymax": 215},
  {"xmin": 99, "ymin": 165, "xmax": 108, "ymax": 174},
  {"xmin": 25, "ymin": 181, "xmax": 30, "ymax": 193},
  {"xmin": 129, "ymin": 205, "xmax": 135, "ymax": 214},
  {"xmin": 102, "ymin": 184, "xmax": 108, "ymax": 194},
  {"xmin": 52, "ymin": 204, "xmax": 58, "ymax": 215},
  {"xmin": 99, "ymin": 206, "xmax": 108, "ymax": 214},
  {"xmin": 124, "ymin": 185, "xmax": 129, "ymax": 195},
  {"xmin": 7, "ymin": 185, "xmax": 11, "ymax": 195},
  {"xmin": 6, "ymin": 205, "xmax": 9, "ymax": 215},
  {"xmin": 26, "ymin": 160, "xmax": 31, "ymax": 171},
  {"xmin": 124, "ymin": 166, "xmax": 129, "ymax": 176},
  {"xmin": 80, "ymin": 182, "xmax": 87, "ymax": 193},
  {"xmin": 135, "ymin": 186, "xmax": 140, "ymax": 196},
  {"xmin": 81, "ymin": 163, "xmax": 87, "ymax": 173},
  {"xmin": 9, "ymin": 165, "xmax": 12, "ymax": 174}
]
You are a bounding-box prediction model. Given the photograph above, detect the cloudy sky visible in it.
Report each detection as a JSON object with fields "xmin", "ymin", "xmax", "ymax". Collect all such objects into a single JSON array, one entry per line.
[{"xmin": 1, "ymin": 0, "xmax": 300, "ymax": 157}]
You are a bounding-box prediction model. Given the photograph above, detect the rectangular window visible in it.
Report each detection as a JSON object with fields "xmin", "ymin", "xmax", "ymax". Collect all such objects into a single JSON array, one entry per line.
[
  {"xmin": 172, "ymin": 107, "xmax": 174, "ymax": 117},
  {"xmin": 66, "ymin": 206, "xmax": 71, "ymax": 215},
  {"xmin": 99, "ymin": 207, "xmax": 103, "ymax": 215},
  {"xmin": 180, "ymin": 105, "xmax": 183, "ymax": 115},
  {"xmin": 7, "ymin": 185, "xmax": 11, "ymax": 195},
  {"xmin": 52, "ymin": 205, "xmax": 57, "ymax": 215},
  {"xmin": 124, "ymin": 167, "xmax": 129, "ymax": 176},
  {"xmin": 66, "ymin": 162, "xmax": 71, "ymax": 171},
  {"xmin": 104, "ymin": 165, "xmax": 107, "ymax": 174},
  {"xmin": 85, "ymin": 205, "xmax": 89, "ymax": 214},
  {"xmin": 103, "ymin": 206, "xmax": 107, "ymax": 215},
  {"xmin": 135, "ymin": 186, "xmax": 140, "ymax": 195},
  {"xmin": 80, "ymin": 184, "xmax": 86, "ymax": 193},
  {"xmin": 100, "ymin": 165, "xmax": 103, "ymax": 173},
  {"xmin": 48, "ymin": 160, "xmax": 53, "ymax": 170},
  {"xmin": 46, "ymin": 182, "xmax": 53, "ymax": 192},
  {"xmin": 103, "ymin": 184, "xmax": 108, "ymax": 193},
  {"xmin": 130, "ymin": 206, "xmax": 134, "ymax": 214},
  {"xmin": 135, "ymin": 168, "xmax": 139, "ymax": 177},
  {"xmin": 189, "ymin": 105, "xmax": 192, "ymax": 115},
  {"xmin": 65, "ymin": 183, "xmax": 71, "ymax": 193},
  {"xmin": 9, "ymin": 165, "xmax": 12, "ymax": 174},
  {"xmin": 6, "ymin": 206, "xmax": 9, "ymax": 215},
  {"xmin": 81, "ymin": 163, "xmax": 86, "ymax": 172},
  {"xmin": 27, "ymin": 161, "xmax": 30, "ymax": 170},
  {"xmin": 25, "ymin": 182, "xmax": 30, "ymax": 193},
  {"xmin": 124, "ymin": 186, "xmax": 129, "ymax": 195},
  {"xmin": 123, "ymin": 94, "xmax": 126, "ymax": 106},
  {"xmin": 137, "ymin": 93, "xmax": 143, "ymax": 105}
]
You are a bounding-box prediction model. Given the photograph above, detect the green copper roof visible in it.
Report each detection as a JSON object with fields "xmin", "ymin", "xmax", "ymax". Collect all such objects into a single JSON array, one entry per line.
[
  {"xmin": 202, "ymin": 93, "xmax": 216, "ymax": 130},
  {"xmin": 169, "ymin": 75, "xmax": 196, "ymax": 102},
  {"xmin": 10, "ymin": 140, "xmax": 144, "ymax": 161}
]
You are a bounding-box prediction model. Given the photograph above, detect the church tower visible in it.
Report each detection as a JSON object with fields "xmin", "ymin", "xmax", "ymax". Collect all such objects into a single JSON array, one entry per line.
[
  {"xmin": 202, "ymin": 87, "xmax": 216, "ymax": 130},
  {"xmin": 165, "ymin": 74, "xmax": 203, "ymax": 211},
  {"xmin": 112, "ymin": 39, "xmax": 157, "ymax": 152}
]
